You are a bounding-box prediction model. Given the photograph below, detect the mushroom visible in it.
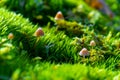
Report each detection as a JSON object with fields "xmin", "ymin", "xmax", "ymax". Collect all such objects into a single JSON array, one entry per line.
[
  {"xmin": 79, "ymin": 48, "xmax": 89, "ymax": 57},
  {"xmin": 90, "ymin": 40, "xmax": 96, "ymax": 46},
  {"xmin": 54, "ymin": 11, "xmax": 64, "ymax": 20},
  {"xmin": 35, "ymin": 27, "xmax": 44, "ymax": 37},
  {"xmin": 8, "ymin": 33, "xmax": 14, "ymax": 40}
]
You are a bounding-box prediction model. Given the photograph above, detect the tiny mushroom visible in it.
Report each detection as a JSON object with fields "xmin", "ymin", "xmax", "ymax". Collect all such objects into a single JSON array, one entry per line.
[
  {"xmin": 8, "ymin": 33, "xmax": 14, "ymax": 40},
  {"xmin": 55, "ymin": 11, "xmax": 64, "ymax": 20},
  {"xmin": 35, "ymin": 27, "xmax": 44, "ymax": 37},
  {"xmin": 90, "ymin": 40, "xmax": 96, "ymax": 46},
  {"xmin": 79, "ymin": 48, "xmax": 89, "ymax": 57}
]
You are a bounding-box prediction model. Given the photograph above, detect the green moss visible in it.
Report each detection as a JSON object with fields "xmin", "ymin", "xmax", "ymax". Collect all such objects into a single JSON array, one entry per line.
[
  {"xmin": 0, "ymin": 0, "xmax": 120, "ymax": 79},
  {"xmin": 11, "ymin": 62, "xmax": 119, "ymax": 80},
  {"xmin": 55, "ymin": 20, "xmax": 84, "ymax": 37}
]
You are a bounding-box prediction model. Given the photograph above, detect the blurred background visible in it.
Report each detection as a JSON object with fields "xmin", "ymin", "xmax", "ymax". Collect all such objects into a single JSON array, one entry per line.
[{"xmin": 0, "ymin": 0, "xmax": 120, "ymax": 27}]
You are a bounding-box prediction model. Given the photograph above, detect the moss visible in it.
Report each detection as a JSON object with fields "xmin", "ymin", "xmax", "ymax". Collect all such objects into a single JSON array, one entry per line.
[
  {"xmin": 56, "ymin": 20, "xmax": 84, "ymax": 37},
  {"xmin": 0, "ymin": 0, "xmax": 120, "ymax": 79}
]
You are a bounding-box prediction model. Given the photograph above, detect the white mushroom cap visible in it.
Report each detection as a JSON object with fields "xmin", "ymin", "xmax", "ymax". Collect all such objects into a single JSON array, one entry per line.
[
  {"xmin": 79, "ymin": 48, "xmax": 89, "ymax": 57},
  {"xmin": 90, "ymin": 40, "xmax": 96, "ymax": 46}
]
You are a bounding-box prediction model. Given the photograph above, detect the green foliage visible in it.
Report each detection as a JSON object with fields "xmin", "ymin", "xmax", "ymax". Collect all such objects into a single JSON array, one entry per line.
[
  {"xmin": 0, "ymin": 8, "xmax": 78, "ymax": 63},
  {"xmin": 0, "ymin": 0, "xmax": 7, "ymax": 8},
  {"xmin": 11, "ymin": 62, "xmax": 119, "ymax": 80},
  {"xmin": 1, "ymin": 7, "xmax": 119, "ymax": 65},
  {"xmin": 5, "ymin": 0, "xmax": 76, "ymax": 25},
  {"xmin": 105, "ymin": 0, "xmax": 120, "ymax": 15},
  {"xmin": 0, "ymin": 0, "xmax": 120, "ymax": 79},
  {"xmin": 55, "ymin": 20, "xmax": 84, "ymax": 37}
]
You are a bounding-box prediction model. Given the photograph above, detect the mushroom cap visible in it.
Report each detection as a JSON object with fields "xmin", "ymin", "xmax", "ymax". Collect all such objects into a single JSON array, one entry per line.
[
  {"xmin": 55, "ymin": 11, "xmax": 64, "ymax": 20},
  {"xmin": 35, "ymin": 27, "xmax": 44, "ymax": 37},
  {"xmin": 90, "ymin": 40, "xmax": 96, "ymax": 46},
  {"xmin": 8, "ymin": 33, "xmax": 14, "ymax": 39},
  {"xmin": 79, "ymin": 48, "xmax": 89, "ymax": 56}
]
